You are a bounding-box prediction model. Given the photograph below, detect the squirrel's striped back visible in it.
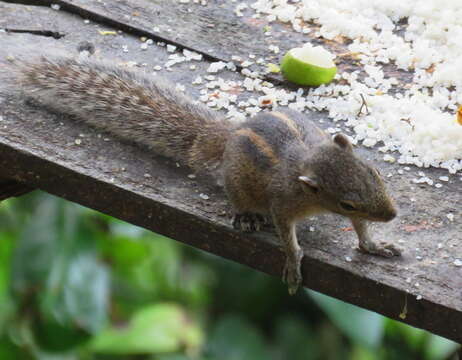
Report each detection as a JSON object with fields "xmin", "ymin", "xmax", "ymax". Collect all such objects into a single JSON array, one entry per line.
[{"xmin": 231, "ymin": 109, "xmax": 330, "ymax": 171}]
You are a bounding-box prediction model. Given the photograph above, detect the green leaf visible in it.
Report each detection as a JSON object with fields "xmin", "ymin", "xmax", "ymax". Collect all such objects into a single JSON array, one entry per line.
[
  {"xmin": 109, "ymin": 219, "xmax": 147, "ymax": 238},
  {"xmin": 157, "ymin": 355, "xmax": 192, "ymax": 360},
  {"xmin": 90, "ymin": 304, "xmax": 203, "ymax": 355},
  {"xmin": 0, "ymin": 334, "xmax": 34, "ymax": 360},
  {"xmin": 99, "ymin": 233, "xmax": 180, "ymax": 303},
  {"xmin": 307, "ymin": 290, "xmax": 384, "ymax": 349},
  {"xmin": 31, "ymin": 316, "xmax": 91, "ymax": 353},
  {"xmin": 0, "ymin": 192, "xmax": 42, "ymax": 232},
  {"xmin": 205, "ymin": 315, "xmax": 269, "ymax": 360},
  {"xmin": 425, "ymin": 334, "xmax": 460, "ymax": 360},
  {"xmin": 98, "ymin": 229, "xmax": 213, "ymax": 313},
  {"xmin": 0, "ymin": 232, "xmax": 14, "ymax": 330},
  {"xmin": 10, "ymin": 196, "xmax": 109, "ymax": 352},
  {"xmin": 385, "ymin": 320, "xmax": 459, "ymax": 360},
  {"xmin": 11, "ymin": 197, "xmax": 67, "ymax": 295},
  {"xmin": 62, "ymin": 253, "xmax": 109, "ymax": 333},
  {"xmin": 385, "ymin": 319, "xmax": 427, "ymax": 352},
  {"xmin": 34, "ymin": 252, "xmax": 109, "ymax": 352},
  {"xmin": 273, "ymin": 315, "xmax": 319, "ymax": 360},
  {"xmin": 349, "ymin": 345, "xmax": 377, "ymax": 360}
]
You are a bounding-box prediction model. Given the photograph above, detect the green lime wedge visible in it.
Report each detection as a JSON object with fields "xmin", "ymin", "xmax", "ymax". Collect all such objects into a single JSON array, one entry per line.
[{"xmin": 280, "ymin": 45, "xmax": 337, "ymax": 86}]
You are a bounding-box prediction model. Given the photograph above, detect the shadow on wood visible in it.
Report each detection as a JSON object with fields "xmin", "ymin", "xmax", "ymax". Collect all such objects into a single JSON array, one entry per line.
[{"xmin": 0, "ymin": 178, "xmax": 33, "ymax": 201}]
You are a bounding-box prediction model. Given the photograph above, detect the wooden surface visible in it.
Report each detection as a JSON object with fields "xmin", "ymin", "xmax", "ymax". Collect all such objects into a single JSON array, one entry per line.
[
  {"xmin": 0, "ymin": 1, "xmax": 461, "ymax": 343},
  {"xmin": 0, "ymin": 178, "xmax": 33, "ymax": 201}
]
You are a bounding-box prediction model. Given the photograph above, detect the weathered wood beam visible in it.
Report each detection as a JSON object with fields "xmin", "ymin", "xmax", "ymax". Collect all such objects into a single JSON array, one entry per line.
[
  {"xmin": 1, "ymin": 2, "xmax": 461, "ymax": 344},
  {"xmin": 0, "ymin": 178, "xmax": 33, "ymax": 201}
]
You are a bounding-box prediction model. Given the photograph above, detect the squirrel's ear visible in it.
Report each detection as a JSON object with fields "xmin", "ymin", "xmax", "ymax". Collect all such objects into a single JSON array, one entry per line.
[
  {"xmin": 333, "ymin": 134, "xmax": 352, "ymax": 151},
  {"xmin": 298, "ymin": 176, "xmax": 319, "ymax": 193}
]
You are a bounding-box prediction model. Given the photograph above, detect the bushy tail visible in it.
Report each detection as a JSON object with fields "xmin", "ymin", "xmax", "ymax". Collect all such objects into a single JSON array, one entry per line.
[{"xmin": 12, "ymin": 56, "xmax": 231, "ymax": 171}]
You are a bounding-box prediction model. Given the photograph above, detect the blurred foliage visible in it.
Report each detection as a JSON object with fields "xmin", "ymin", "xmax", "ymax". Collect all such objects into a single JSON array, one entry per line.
[{"xmin": 0, "ymin": 192, "xmax": 459, "ymax": 359}]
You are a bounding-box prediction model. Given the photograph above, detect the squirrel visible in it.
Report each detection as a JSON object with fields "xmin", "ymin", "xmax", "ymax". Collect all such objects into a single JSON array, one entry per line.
[{"xmin": 7, "ymin": 55, "xmax": 401, "ymax": 294}]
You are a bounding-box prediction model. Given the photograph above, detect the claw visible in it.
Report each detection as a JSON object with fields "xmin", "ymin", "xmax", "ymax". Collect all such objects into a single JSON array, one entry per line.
[
  {"xmin": 232, "ymin": 212, "xmax": 266, "ymax": 232},
  {"xmin": 381, "ymin": 242, "xmax": 402, "ymax": 257},
  {"xmin": 358, "ymin": 241, "xmax": 402, "ymax": 258}
]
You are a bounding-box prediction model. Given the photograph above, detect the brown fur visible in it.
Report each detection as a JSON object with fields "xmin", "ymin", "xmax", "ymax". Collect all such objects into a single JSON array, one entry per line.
[
  {"xmin": 14, "ymin": 56, "xmax": 230, "ymax": 172},
  {"xmin": 235, "ymin": 128, "xmax": 280, "ymax": 166},
  {"xmin": 271, "ymin": 111, "xmax": 303, "ymax": 138},
  {"xmin": 11, "ymin": 57, "xmax": 400, "ymax": 295},
  {"xmin": 223, "ymin": 108, "xmax": 400, "ymax": 294}
]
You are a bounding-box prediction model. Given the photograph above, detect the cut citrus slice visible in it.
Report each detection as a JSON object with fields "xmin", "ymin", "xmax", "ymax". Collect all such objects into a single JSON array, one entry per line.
[{"xmin": 280, "ymin": 44, "xmax": 337, "ymax": 86}]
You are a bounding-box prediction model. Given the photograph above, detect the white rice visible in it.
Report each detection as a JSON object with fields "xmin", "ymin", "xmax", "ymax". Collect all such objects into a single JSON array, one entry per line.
[{"xmin": 238, "ymin": 0, "xmax": 462, "ymax": 173}]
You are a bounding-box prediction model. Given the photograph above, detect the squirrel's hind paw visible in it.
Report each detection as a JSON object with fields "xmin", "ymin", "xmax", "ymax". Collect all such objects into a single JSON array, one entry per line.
[{"xmin": 232, "ymin": 212, "xmax": 267, "ymax": 232}]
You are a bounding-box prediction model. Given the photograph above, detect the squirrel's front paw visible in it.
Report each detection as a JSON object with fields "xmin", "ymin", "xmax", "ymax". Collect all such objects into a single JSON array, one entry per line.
[
  {"xmin": 232, "ymin": 212, "xmax": 266, "ymax": 232},
  {"xmin": 282, "ymin": 249, "xmax": 304, "ymax": 295},
  {"xmin": 358, "ymin": 241, "xmax": 402, "ymax": 258}
]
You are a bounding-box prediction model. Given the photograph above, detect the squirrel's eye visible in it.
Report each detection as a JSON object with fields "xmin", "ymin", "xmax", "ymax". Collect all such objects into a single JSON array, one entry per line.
[{"xmin": 340, "ymin": 201, "xmax": 357, "ymax": 212}]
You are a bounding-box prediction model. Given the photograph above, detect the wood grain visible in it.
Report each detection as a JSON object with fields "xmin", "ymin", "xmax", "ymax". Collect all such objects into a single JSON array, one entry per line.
[{"xmin": 0, "ymin": 1, "xmax": 461, "ymax": 343}]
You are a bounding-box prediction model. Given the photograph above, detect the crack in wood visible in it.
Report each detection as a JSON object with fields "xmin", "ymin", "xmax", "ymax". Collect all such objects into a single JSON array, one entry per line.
[
  {"xmin": 9, "ymin": 0, "xmax": 225, "ymax": 61},
  {"xmin": 3, "ymin": 28, "xmax": 65, "ymax": 39},
  {"xmin": 0, "ymin": 0, "xmax": 288, "ymax": 86}
]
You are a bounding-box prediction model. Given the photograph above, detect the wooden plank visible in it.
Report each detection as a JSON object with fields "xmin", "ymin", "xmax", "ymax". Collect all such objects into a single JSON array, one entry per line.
[
  {"xmin": 1, "ymin": 2, "xmax": 461, "ymax": 343},
  {"xmin": 0, "ymin": 178, "xmax": 33, "ymax": 201},
  {"xmin": 23, "ymin": 0, "xmax": 413, "ymax": 86},
  {"xmin": 61, "ymin": 0, "xmax": 274, "ymax": 59},
  {"xmin": 27, "ymin": 0, "xmax": 270, "ymax": 60}
]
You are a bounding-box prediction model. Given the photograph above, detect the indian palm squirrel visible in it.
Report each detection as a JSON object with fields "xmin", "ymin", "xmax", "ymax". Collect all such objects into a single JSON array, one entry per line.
[{"xmin": 7, "ymin": 55, "xmax": 401, "ymax": 294}]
